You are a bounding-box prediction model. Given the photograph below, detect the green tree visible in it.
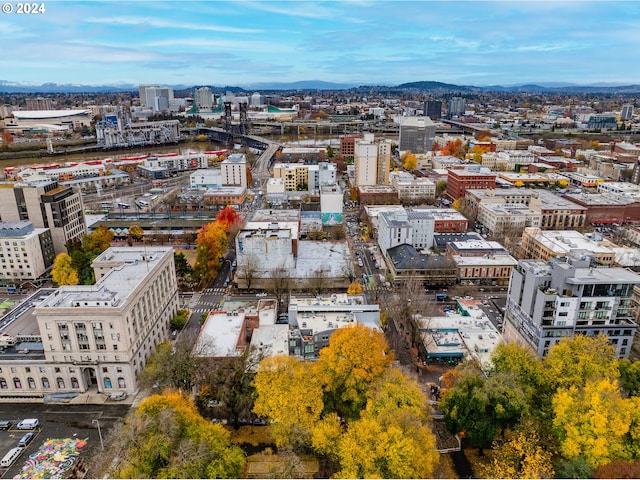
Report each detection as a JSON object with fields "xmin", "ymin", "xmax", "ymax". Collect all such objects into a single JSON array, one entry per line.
[
  {"xmin": 140, "ymin": 338, "xmax": 201, "ymax": 392},
  {"xmin": 440, "ymin": 371, "xmax": 529, "ymax": 454},
  {"xmin": 194, "ymin": 222, "xmax": 228, "ymax": 286},
  {"xmin": 170, "ymin": 310, "xmax": 189, "ymax": 330},
  {"xmin": 51, "ymin": 253, "xmax": 79, "ymax": 286},
  {"xmin": 618, "ymin": 359, "xmax": 640, "ymax": 396},
  {"xmin": 199, "ymin": 346, "xmax": 262, "ymax": 429},
  {"xmin": 114, "ymin": 391, "xmax": 244, "ymax": 479},
  {"xmin": 314, "ymin": 324, "xmax": 394, "ymax": 420},
  {"xmin": 174, "ymin": 252, "xmax": 196, "ymax": 286}
]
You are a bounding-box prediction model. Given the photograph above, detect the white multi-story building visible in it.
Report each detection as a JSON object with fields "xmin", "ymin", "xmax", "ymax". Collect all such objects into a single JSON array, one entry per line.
[
  {"xmin": 481, "ymin": 150, "xmax": 536, "ymax": 171},
  {"xmin": 194, "ymin": 87, "xmax": 214, "ymax": 111},
  {"xmin": 0, "ymin": 246, "xmax": 178, "ymax": 400},
  {"xmin": 320, "ymin": 185, "xmax": 343, "ymax": 225},
  {"xmin": 406, "ymin": 209, "xmax": 435, "ymax": 250},
  {"xmin": 390, "ymin": 171, "xmax": 436, "ymax": 203},
  {"xmin": 477, "ymin": 203, "xmax": 542, "ymax": 236},
  {"xmin": 355, "ymin": 137, "xmax": 378, "ymax": 186},
  {"xmin": 0, "ymin": 222, "xmax": 55, "ymax": 286},
  {"xmin": 377, "ymin": 210, "xmax": 412, "ymax": 255},
  {"xmin": 308, "ymin": 162, "xmax": 337, "ymax": 192},
  {"xmin": 142, "ymin": 152, "xmax": 209, "ymax": 174},
  {"xmin": 190, "ymin": 169, "xmax": 222, "ymax": 189},
  {"xmin": 221, "ymin": 154, "xmax": 247, "ymax": 188},
  {"xmin": 504, "ymin": 255, "xmax": 640, "ymax": 359}
]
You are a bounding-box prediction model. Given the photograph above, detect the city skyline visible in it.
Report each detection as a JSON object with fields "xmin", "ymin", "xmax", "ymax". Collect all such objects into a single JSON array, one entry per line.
[{"xmin": 1, "ymin": 1, "xmax": 640, "ymax": 88}]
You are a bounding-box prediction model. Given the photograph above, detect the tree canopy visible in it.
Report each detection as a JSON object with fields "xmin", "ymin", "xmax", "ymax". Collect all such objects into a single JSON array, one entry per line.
[
  {"xmin": 114, "ymin": 391, "xmax": 244, "ymax": 479},
  {"xmin": 51, "ymin": 253, "xmax": 79, "ymax": 286},
  {"xmin": 194, "ymin": 221, "xmax": 228, "ymax": 286}
]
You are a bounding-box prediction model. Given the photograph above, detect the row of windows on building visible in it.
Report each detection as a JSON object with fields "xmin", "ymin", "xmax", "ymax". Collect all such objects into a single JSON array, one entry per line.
[{"xmin": 0, "ymin": 376, "xmax": 127, "ymax": 390}]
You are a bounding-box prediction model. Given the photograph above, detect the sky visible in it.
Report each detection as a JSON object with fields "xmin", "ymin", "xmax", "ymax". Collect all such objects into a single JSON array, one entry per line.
[{"xmin": 1, "ymin": 0, "xmax": 640, "ymax": 88}]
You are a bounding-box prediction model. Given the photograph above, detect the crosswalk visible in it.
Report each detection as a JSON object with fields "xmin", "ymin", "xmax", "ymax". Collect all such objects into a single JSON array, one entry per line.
[
  {"xmin": 202, "ymin": 288, "xmax": 226, "ymax": 295},
  {"xmin": 190, "ymin": 302, "xmax": 222, "ymax": 314}
]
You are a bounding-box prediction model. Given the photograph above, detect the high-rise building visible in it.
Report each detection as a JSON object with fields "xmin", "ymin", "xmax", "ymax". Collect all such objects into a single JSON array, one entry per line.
[
  {"xmin": 250, "ymin": 92, "xmax": 262, "ymax": 107},
  {"xmin": 504, "ymin": 254, "xmax": 640, "ymax": 359},
  {"xmin": 0, "ymin": 181, "xmax": 86, "ymax": 254},
  {"xmin": 621, "ymin": 104, "xmax": 634, "ymax": 121},
  {"xmin": 425, "ymin": 100, "xmax": 442, "ymax": 120},
  {"xmin": 355, "ymin": 136, "xmax": 378, "ymax": 186},
  {"xmin": 25, "ymin": 97, "xmax": 54, "ymax": 111},
  {"xmin": 0, "ymin": 221, "xmax": 54, "ymax": 286},
  {"xmin": 377, "ymin": 140, "xmax": 392, "ymax": 185},
  {"xmin": 139, "ymin": 85, "xmax": 173, "ymax": 112},
  {"xmin": 194, "ymin": 87, "xmax": 214, "ymax": 111},
  {"xmin": 221, "ymin": 154, "xmax": 247, "ymax": 187},
  {"xmin": 398, "ymin": 116, "xmax": 436, "ymax": 154},
  {"xmin": 447, "ymin": 97, "xmax": 466, "ymax": 118}
]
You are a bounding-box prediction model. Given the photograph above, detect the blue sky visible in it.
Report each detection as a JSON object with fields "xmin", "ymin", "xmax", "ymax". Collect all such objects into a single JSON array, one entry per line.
[{"xmin": 1, "ymin": 1, "xmax": 639, "ymax": 87}]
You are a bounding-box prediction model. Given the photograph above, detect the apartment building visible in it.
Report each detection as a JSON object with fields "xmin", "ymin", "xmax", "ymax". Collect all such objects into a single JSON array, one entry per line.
[
  {"xmin": 519, "ymin": 228, "xmax": 615, "ymax": 266},
  {"xmin": 0, "ymin": 246, "xmax": 178, "ymax": 400},
  {"xmin": 446, "ymin": 169, "xmax": 496, "ymax": 201},
  {"xmin": 504, "ymin": 255, "xmax": 640, "ymax": 358},
  {"xmin": 390, "ymin": 171, "xmax": 436, "ymax": 204},
  {"xmin": 0, "ymin": 222, "xmax": 55, "ymax": 287},
  {"xmin": 220, "ymin": 154, "xmax": 247, "ymax": 188},
  {"xmin": 0, "ymin": 181, "xmax": 86, "ymax": 254}
]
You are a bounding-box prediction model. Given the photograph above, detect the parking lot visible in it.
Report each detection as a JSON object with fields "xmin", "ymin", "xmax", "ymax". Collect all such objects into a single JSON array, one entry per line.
[{"xmin": 0, "ymin": 403, "xmax": 130, "ymax": 478}]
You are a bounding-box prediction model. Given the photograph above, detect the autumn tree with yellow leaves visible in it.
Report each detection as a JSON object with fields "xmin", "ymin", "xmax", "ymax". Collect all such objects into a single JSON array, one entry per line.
[
  {"xmin": 51, "ymin": 253, "xmax": 79, "ymax": 286},
  {"xmin": 113, "ymin": 391, "xmax": 244, "ymax": 479},
  {"xmin": 400, "ymin": 151, "xmax": 417, "ymax": 171}
]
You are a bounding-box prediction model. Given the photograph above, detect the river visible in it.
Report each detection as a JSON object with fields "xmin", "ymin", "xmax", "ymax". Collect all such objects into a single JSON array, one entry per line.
[{"xmin": 0, "ymin": 131, "xmax": 397, "ymax": 169}]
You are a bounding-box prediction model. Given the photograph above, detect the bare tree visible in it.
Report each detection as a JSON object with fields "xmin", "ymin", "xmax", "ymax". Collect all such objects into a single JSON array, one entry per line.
[
  {"xmin": 306, "ymin": 266, "xmax": 328, "ymax": 295},
  {"xmin": 237, "ymin": 252, "xmax": 260, "ymax": 290},
  {"xmin": 268, "ymin": 262, "xmax": 292, "ymax": 310},
  {"xmin": 341, "ymin": 261, "xmax": 357, "ymax": 284}
]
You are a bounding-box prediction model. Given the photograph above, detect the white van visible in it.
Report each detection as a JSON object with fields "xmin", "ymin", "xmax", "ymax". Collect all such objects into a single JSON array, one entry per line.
[
  {"xmin": 16, "ymin": 418, "xmax": 38, "ymax": 430},
  {"xmin": 0, "ymin": 447, "xmax": 23, "ymax": 468}
]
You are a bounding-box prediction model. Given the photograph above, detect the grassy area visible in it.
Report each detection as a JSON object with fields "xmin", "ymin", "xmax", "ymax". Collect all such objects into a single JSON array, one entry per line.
[{"xmin": 174, "ymin": 247, "xmax": 197, "ymax": 266}]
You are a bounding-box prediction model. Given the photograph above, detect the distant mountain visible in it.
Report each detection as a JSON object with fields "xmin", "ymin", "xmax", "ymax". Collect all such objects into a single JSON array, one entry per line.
[
  {"xmin": 394, "ymin": 80, "xmax": 475, "ymax": 92},
  {"xmin": 3, "ymin": 79, "xmax": 640, "ymax": 95},
  {"xmin": 240, "ymin": 80, "xmax": 357, "ymax": 91}
]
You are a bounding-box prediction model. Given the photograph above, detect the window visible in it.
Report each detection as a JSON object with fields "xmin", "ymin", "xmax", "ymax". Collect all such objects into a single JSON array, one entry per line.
[
  {"xmin": 13, "ymin": 378, "xmax": 21, "ymax": 389},
  {"xmin": 0, "ymin": 378, "xmax": 6, "ymax": 389},
  {"xmin": 71, "ymin": 377, "xmax": 79, "ymax": 389},
  {"xmin": 104, "ymin": 377, "xmax": 112, "ymax": 389},
  {"xmin": 41, "ymin": 377, "xmax": 50, "ymax": 389},
  {"xmin": 117, "ymin": 377, "xmax": 126, "ymax": 389},
  {"xmin": 27, "ymin": 377, "xmax": 35, "ymax": 389},
  {"xmin": 57, "ymin": 377, "xmax": 65, "ymax": 389}
]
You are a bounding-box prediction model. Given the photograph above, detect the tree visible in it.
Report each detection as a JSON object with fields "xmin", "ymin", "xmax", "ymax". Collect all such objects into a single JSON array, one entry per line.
[
  {"xmin": 441, "ymin": 139, "xmax": 466, "ymax": 159},
  {"xmin": 237, "ymin": 252, "xmax": 260, "ymax": 290},
  {"xmin": 128, "ymin": 224, "xmax": 144, "ymax": 242},
  {"xmin": 170, "ymin": 310, "xmax": 189, "ymax": 330},
  {"xmin": 347, "ymin": 282, "xmax": 362, "ymax": 295},
  {"xmin": 253, "ymin": 355, "xmax": 324, "ymax": 449},
  {"xmin": 1, "ymin": 131, "xmax": 14, "ymax": 146},
  {"xmin": 436, "ymin": 180, "xmax": 447, "ymax": 198},
  {"xmin": 114, "ymin": 391, "xmax": 244, "ymax": 479},
  {"xmin": 440, "ymin": 371, "xmax": 529, "ymax": 455},
  {"xmin": 401, "ymin": 151, "xmax": 417, "ymax": 170},
  {"xmin": 139, "ymin": 337, "xmax": 201, "ymax": 392},
  {"xmin": 174, "ymin": 252, "xmax": 196, "ymax": 287},
  {"xmin": 544, "ymin": 335, "xmax": 619, "ymax": 390},
  {"xmin": 51, "ymin": 253, "xmax": 79, "ymax": 286},
  {"xmin": 618, "ymin": 359, "xmax": 640, "ymax": 396},
  {"xmin": 552, "ymin": 378, "xmax": 638, "ymax": 468},
  {"xmin": 594, "ymin": 459, "xmax": 640, "ymax": 479},
  {"xmin": 306, "ymin": 266, "xmax": 329, "ymax": 295},
  {"xmin": 268, "ymin": 262, "xmax": 292, "ymax": 308},
  {"xmin": 314, "ymin": 324, "xmax": 394, "ymax": 420},
  {"xmin": 83, "ymin": 225, "xmax": 114, "ymax": 252},
  {"xmin": 198, "ymin": 346, "xmax": 262, "ymax": 429},
  {"xmin": 216, "ymin": 205, "xmax": 242, "ymax": 232},
  {"xmin": 487, "ymin": 417, "xmax": 555, "ymax": 479},
  {"xmin": 332, "ymin": 369, "xmax": 438, "ymax": 479},
  {"xmin": 194, "ymin": 222, "xmax": 228, "ymax": 286},
  {"xmin": 245, "ymin": 166, "xmax": 253, "ymax": 187}
]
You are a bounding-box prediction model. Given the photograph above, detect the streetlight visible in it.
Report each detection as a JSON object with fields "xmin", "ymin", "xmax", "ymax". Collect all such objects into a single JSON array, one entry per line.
[{"xmin": 92, "ymin": 419, "xmax": 104, "ymax": 450}]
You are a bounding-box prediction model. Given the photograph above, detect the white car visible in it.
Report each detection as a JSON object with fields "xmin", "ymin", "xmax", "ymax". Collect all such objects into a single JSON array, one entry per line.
[{"xmin": 256, "ymin": 293, "xmax": 268, "ymax": 297}]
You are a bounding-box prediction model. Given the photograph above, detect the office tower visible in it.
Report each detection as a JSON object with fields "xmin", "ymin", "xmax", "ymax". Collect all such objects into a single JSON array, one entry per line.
[
  {"xmin": 425, "ymin": 100, "xmax": 442, "ymax": 120},
  {"xmin": 399, "ymin": 116, "xmax": 436, "ymax": 154},
  {"xmin": 195, "ymin": 87, "xmax": 214, "ymax": 111},
  {"xmin": 621, "ymin": 104, "xmax": 634, "ymax": 121},
  {"xmin": 447, "ymin": 97, "xmax": 466, "ymax": 118}
]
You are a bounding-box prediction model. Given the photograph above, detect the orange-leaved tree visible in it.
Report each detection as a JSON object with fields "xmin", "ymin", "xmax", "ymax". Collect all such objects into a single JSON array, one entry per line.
[{"xmin": 194, "ymin": 222, "xmax": 228, "ymax": 286}]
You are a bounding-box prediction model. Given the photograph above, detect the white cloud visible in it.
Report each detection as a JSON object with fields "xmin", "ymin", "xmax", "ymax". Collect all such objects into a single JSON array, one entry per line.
[{"xmin": 84, "ymin": 15, "xmax": 262, "ymax": 33}]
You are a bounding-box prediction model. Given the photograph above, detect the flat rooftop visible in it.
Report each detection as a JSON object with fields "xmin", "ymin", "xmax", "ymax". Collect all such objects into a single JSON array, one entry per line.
[
  {"xmin": 194, "ymin": 311, "xmax": 244, "ymax": 357},
  {"xmin": 527, "ymin": 230, "xmax": 613, "ymax": 256},
  {"xmin": 38, "ymin": 247, "xmax": 172, "ymax": 309}
]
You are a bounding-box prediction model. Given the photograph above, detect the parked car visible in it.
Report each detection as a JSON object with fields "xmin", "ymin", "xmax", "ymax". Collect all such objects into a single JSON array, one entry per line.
[
  {"xmin": 256, "ymin": 293, "xmax": 268, "ymax": 297},
  {"xmin": 18, "ymin": 432, "xmax": 34, "ymax": 447},
  {"xmin": 16, "ymin": 419, "xmax": 38, "ymax": 430},
  {"xmin": 0, "ymin": 420, "xmax": 11, "ymax": 430},
  {"xmin": 109, "ymin": 392, "xmax": 127, "ymax": 401}
]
